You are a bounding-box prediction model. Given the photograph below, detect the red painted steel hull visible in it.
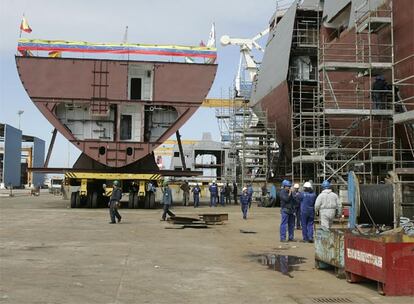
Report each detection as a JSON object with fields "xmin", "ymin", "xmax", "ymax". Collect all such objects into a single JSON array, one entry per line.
[
  {"xmin": 253, "ymin": 81, "xmax": 292, "ymax": 157},
  {"xmin": 253, "ymin": 1, "xmax": 413, "ymax": 157},
  {"xmin": 16, "ymin": 56, "xmax": 217, "ymax": 168}
]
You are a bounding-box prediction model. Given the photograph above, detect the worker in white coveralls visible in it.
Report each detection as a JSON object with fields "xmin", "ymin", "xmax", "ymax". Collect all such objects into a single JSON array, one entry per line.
[{"xmin": 314, "ymin": 180, "xmax": 342, "ymax": 230}]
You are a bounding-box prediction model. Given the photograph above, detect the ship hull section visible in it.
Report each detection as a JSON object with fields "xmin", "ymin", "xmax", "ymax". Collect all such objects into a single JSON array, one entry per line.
[{"xmin": 16, "ymin": 57, "xmax": 217, "ymax": 168}]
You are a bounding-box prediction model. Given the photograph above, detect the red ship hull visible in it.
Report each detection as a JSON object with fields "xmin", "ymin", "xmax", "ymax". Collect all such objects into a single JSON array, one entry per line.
[{"xmin": 16, "ymin": 57, "xmax": 217, "ymax": 168}]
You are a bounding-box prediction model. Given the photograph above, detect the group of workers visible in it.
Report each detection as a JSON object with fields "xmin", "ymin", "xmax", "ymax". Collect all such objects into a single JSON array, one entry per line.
[
  {"xmin": 178, "ymin": 180, "xmax": 242, "ymax": 208},
  {"xmin": 279, "ymin": 179, "xmax": 341, "ymax": 243},
  {"xmin": 108, "ymin": 179, "xmax": 342, "ymax": 245},
  {"xmin": 174, "ymin": 180, "xmax": 254, "ymax": 220}
]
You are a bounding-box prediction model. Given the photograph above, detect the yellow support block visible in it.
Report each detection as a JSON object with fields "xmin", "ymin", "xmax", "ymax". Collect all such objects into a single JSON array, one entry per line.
[
  {"xmin": 139, "ymin": 181, "xmax": 146, "ymax": 197},
  {"xmin": 80, "ymin": 179, "xmax": 87, "ymax": 196},
  {"xmin": 201, "ymin": 98, "xmax": 245, "ymax": 108},
  {"xmin": 162, "ymin": 139, "xmax": 198, "ymax": 145}
]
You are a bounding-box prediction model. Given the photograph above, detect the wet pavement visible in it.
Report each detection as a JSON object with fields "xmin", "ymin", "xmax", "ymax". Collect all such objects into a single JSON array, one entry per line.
[{"xmin": 259, "ymin": 254, "xmax": 306, "ymax": 277}]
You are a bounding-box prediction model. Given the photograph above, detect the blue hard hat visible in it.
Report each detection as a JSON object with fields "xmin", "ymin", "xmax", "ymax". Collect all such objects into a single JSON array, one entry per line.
[
  {"xmin": 282, "ymin": 179, "xmax": 291, "ymax": 188},
  {"xmin": 322, "ymin": 180, "xmax": 331, "ymax": 189},
  {"xmin": 376, "ymin": 75, "xmax": 384, "ymax": 81}
]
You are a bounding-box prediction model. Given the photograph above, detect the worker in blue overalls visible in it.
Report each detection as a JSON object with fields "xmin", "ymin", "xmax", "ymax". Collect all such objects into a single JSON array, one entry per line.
[
  {"xmin": 292, "ymin": 183, "xmax": 301, "ymax": 229},
  {"xmin": 240, "ymin": 187, "xmax": 250, "ymax": 219},
  {"xmin": 220, "ymin": 184, "xmax": 226, "ymax": 206},
  {"xmin": 299, "ymin": 182, "xmax": 317, "ymax": 242},
  {"xmin": 161, "ymin": 181, "xmax": 175, "ymax": 221},
  {"xmin": 192, "ymin": 183, "xmax": 201, "ymax": 208},
  {"xmin": 109, "ymin": 180, "xmax": 122, "ymax": 224},
  {"xmin": 279, "ymin": 179, "xmax": 295, "ymax": 242},
  {"xmin": 247, "ymin": 183, "xmax": 254, "ymax": 208},
  {"xmin": 209, "ymin": 180, "xmax": 218, "ymax": 207}
]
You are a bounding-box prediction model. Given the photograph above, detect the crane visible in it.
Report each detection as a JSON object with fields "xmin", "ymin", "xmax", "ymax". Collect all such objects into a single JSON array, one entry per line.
[{"xmin": 220, "ymin": 28, "xmax": 269, "ymax": 97}]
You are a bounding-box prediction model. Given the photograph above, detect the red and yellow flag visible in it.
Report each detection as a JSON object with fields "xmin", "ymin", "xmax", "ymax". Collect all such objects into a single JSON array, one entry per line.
[
  {"xmin": 48, "ymin": 51, "xmax": 62, "ymax": 58},
  {"xmin": 20, "ymin": 16, "xmax": 32, "ymax": 33}
]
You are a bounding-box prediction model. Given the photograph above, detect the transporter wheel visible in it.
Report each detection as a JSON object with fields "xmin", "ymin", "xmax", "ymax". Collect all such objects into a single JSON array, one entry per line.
[
  {"xmin": 138, "ymin": 196, "xmax": 146, "ymax": 209},
  {"xmin": 86, "ymin": 192, "xmax": 93, "ymax": 208},
  {"xmin": 128, "ymin": 193, "xmax": 135, "ymax": 209},
  {"xmin": 144, "ymin": 194, "xmax": 151, "ymax": 209},
  {"xmin": 91, "ymin": 191, "xmax": 98, "ymax": 208},
  {"xmin": 149, "ymin": 192, "xmax": 156, "ymax": 209},
  {"xmin": 133, "ymin": 193, "xmax": 140, "ymax": 209},
  {"xmin": 75, "ymin": 193, "xmax": 82, "ymax": 208},
  {"xmin": 70, "ymin": 192, "xmax": 78, "ymax": 208}
]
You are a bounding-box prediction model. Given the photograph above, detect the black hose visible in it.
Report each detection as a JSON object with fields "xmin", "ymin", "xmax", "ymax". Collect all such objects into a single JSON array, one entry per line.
[{"xmin": 359, "ymin": 184, "xmax": 393, "ymax": 226}]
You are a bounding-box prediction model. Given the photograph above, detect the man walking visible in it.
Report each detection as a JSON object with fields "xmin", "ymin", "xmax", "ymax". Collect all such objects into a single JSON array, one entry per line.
[
  {"xmin": 209, "ymin": 180, "xmax": 218, "ymax": 207},
  {"xmin": 161, "ymin": 181, "xmax": 175, "ymax": 221},
  {"xmin": 247, "ymin": 183, "xmax": 254, "ymax": 208},
  {"xmin": 240, "ymin": 187, "xmax": 250, "ymax": 219},
  {"xmin": 109, "ymin": 180, "xmax": 122, "ymax": 224},
  {"xmin": 279, "ymin": 180, "xmax": 295, "ymax": 242},
  {"xmin": 192, "ymin": 183, "xmax": 201, "ymax": 208},
  {"xmin": 293, "ymin": 183, "xmax": 301, "ymax": 229},
  {"xmin": 315, "ymin": 180, "xmax": 341, "ymax": 230},
  {"xmin": 233, "ymin": 182, "xmax": 238, "ymax": 205},
  {"xmin": 225, "ymin": 182, "xmax": 232, "ymax": 205},
  {"xmin": 299, "ymin": 182, "xmax": 316, "ymax": 242},
  {"xmin": 180, "ymin": 180, "xmax": 190, "ymax": 206}
]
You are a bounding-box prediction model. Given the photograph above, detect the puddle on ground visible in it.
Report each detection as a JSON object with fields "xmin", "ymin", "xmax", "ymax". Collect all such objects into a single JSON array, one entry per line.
[{"xmin": 256, "ymin": 254, "xmax": 306, "ymax": 278}]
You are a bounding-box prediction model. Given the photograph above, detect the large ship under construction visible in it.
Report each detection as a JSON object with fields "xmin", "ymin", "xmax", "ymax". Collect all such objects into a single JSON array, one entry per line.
[
  {"xmin": 250, "ymin": 0, "xmax": 413, "ymax": 189},
  {"xmin": 16, "ymin": 39, "xmax": 217, "ymax": 170}
]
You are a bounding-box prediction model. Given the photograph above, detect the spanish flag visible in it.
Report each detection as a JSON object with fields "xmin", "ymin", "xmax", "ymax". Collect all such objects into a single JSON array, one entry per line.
[{"xmin": 20, "ymin": 16, "xmax": 32, "ymax": 33}]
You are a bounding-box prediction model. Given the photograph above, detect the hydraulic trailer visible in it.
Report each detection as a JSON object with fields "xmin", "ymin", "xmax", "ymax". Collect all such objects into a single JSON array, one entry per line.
[{"xmin": 65, "ymin": 172, "xmax": 162, "ymax": 209}]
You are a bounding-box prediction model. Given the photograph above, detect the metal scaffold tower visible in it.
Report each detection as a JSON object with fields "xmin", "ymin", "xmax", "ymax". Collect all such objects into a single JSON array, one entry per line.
[
  {"xmin": 215, "ymin": 97, "xmax": 239, "ymax": 182},
  {"xmin": 294, "ymin": 1, "xmax": 398, "ymax": 187},
  {"xmin": 290, "ymin": 4, "xmax": 322, "ymax": 184},
  {"xmin": 291, "ymin": 0, "xmax": 413, "ymax": 219},
  {"xmin": 216, "ymin": 97, "xmax": 277, "ymax": 186}
]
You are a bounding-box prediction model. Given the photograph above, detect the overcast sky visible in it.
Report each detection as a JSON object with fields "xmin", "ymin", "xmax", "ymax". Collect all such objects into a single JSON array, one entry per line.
[{"xmin": 0, "ymin": 0, "xmax": 292, "ymax": 168}]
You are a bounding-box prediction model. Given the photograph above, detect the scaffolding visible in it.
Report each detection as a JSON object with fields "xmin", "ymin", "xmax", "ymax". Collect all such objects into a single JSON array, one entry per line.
[
  {"xmin": 237, "ymin": 107, "xmax": 277, "ymax": 185},
  {"xmin": 291, "ymin": 0, "xmax": 413, "ymax": 220},
  {"xmin": 290, "ymin": 6, "xmax": 322, "ymax": 184},
  {"xmin": 215, "ymin": 96, "xmax": 238, "ymax": 182},
  {"xmin": 323, "ymin": 2, "xmax": 395, "ymax": 186},
  {"xmin": 392, "ymin": 51, "xmax": 414, "ymax": 218},
  {"xmin": 216, "ymin": 97, "xmax": 277, "ymax": 187},
  {"xmin": 292, "ymin": 2, "xmax": 397, "ymax": 187}
]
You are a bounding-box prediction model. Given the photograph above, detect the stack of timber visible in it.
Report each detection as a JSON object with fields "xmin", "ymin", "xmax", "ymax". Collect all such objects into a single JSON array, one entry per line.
[
  {"xmin": 166, "ymin": 216, "xmax": 208, "ymax": 229},
  {"xmin": 199, "ymin": 213, "xmax": 229, "ymax": 225}
]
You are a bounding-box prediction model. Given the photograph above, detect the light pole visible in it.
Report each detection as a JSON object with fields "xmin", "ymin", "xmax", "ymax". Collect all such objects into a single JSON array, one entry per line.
[{"xmin": 17, "ymin": 110, "xmax": 24, "ymax": 130}]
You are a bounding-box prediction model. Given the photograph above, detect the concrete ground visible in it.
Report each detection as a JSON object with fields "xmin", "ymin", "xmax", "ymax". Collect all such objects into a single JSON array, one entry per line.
[{"xmin": 0, "ymin": 194, "xmax": 411, "ymax": 304}]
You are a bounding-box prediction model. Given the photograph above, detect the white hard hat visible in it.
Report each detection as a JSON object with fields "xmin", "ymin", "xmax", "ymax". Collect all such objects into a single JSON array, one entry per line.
[
  {"xmin": 242, "ymin": 187, "xmax": 247, "ymax": 191},
  {"xmin": 293, "ymin": 183, "xmax": 300, "ymax": 189},
  {"xmin": 212, "ymin": 180, "xmax": 216, "ymax": 183},
  {"xmin": 303, "ymin": 182, "xmax": 312, "ymax": 189}
]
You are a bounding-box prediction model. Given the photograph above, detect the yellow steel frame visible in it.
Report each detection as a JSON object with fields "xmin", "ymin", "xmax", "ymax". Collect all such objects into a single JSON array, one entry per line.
[
  {"xmin": 65, "ymin": 172, "xmax": 162, "ymax": 181},
  {"xmin": 201, "ymin": 98, "xmax": 245, "ymax": 108},
  {"xmin": 65, "ymin": 172, "xmax": 162, "ymax": 197}
]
